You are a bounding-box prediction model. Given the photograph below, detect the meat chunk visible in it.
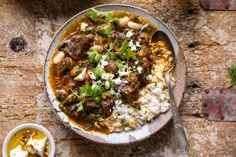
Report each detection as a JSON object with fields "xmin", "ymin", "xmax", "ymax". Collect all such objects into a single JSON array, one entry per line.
[
  {"xmin": 65, "ymin": 34, "xmax": 94, "ymax": 60},
  {"xmin": 104, "ymin": 61, "xmax": 118, "ymax": 74},
  {"xmin": 138, "ymin": 57, "xmax": 152, "ymax": 85},
  {"xmin": 57, "ymin": 57, "xmax": 75, "ymax": 75},
  {"xmin": 117, "ymin": 72, "xmax": 140, "ymax": 104}
]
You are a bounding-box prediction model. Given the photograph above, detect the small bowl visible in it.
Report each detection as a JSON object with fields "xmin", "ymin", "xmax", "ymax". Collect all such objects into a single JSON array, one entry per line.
[{"xmin": 2, "ymin": 123, "xmax": 55, "ymax": 157}]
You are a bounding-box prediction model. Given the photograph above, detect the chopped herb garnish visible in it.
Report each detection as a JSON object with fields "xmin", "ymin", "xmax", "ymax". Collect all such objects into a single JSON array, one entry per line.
[
  {"xmin": 79, "ymin": 83, "xmax": 104, "ymax": 103},
  {"xmin": 76, "ymin": 102, "xmax": 84, "ymax": 112},
  {"xmin": 97, "ymin": 25, "xmax": 112, "ymax": 37},
  {"xmin": 228, "ymin": 63, "xmax": 236, "ymax": 88},
  {"xmin": 94, "ymin": 64, "xmax": 105, "ymax": 78},
  {"xmin": 86, "ymin": 8, "xmax": 100, "ymax": 22},
  {"xmin": 106, "ymin": 43, "xmax": 118, "ymax": 60},
  {"xmin": 88, "ymin": 49, "xmax": 102, "ymax": 64},
  {"xmin": 119, "ymin": 40, "xmax": 137, "ymax": 61},
  {"xmin": 105, "ymin": 12, "xmax": 119, "ymax": 23},
  {"xmin": 94, "ymin": 96, "xmax": 102, "ymax": 103},
  {"xmin": 80, "ymin": 84, "xmax": 93, "ymax": 97}
]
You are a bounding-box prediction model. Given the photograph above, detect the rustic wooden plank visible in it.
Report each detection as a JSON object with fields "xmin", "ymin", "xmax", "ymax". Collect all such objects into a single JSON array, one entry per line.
[{"xmin": 1, "ymin": 0, "xmax": 236, "ymax": 156}]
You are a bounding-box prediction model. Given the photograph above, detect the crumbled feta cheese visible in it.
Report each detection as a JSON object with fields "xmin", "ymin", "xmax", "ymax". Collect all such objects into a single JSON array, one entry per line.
[
  {"xmin": 146, "ymin": 74, "xmax": 154, "ymax": 81},
  {"xmin": 102, "ymin": 55, "xmax": 107, "ymax": 60},
  {"xmin": 88, "ymin": 71, "xmax": 96, "ymax": 80},
  {"xmin": 101, "ymin": 60, "xmax": 108, "ymax": 66},
  {"xmin": 80, "ymin": 22, "xmax": 88, "ymax": 32},
  {"xmin": 126, "ymin": 30, "xmax": 133, "ymax": 38},
  {"xmin": 135, "ymin": 61, "xmax": 139, "ymax": 65},
  {"xmin": 137, "ymin": 66, "xmax": 143, "ymax": 74},
  {"xmin": 135, "ymin": 41, "xmax": 141, "ymax": 47},
  {"xmin": 101, "ymin": 73, "xmax": 114, "ymax": 80},
  {"xmin": 113, "ymin": 77, "xmax": 122, "ymax": 85},
  {"xmin": 10, "ymin": 145, "xmax": 28, "ymax": 157},
  {"xmin": 115, "ymin": 99, "xmax": 122, "ymax": 105},
  {"xmin": 128, "ymin": 40, "xmax": 137, "ymax": 51},
  {"xmin": 118, "ymin": 71, "xmax": 130, "ymax": 76}
]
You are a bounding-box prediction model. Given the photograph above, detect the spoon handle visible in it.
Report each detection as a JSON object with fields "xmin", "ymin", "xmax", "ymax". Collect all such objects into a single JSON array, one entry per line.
[{"xmin": 167, "ymin": 80, "xmax": 189, "ymax": 154}]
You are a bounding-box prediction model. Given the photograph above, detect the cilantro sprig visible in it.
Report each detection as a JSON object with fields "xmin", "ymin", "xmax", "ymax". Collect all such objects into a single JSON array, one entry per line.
[
  {"xmin": 119, "ymin": 40, "xmax": 137, "ymax": 61},
  {"xmin": 105, "ymin": 43, "xmax": 118, "ymax": 60},
  {"xmin": 105, "ymin": 12, "xmax": 119, "ymax": 23},
  {"xmin": 88, "ymin": 49, "xmax": 102, "ymax": 64},
  {"xmin": 94, "ymin": 64, "xmax": 105, "ymax": 78},
  {"xmin": 80, "ymin": 83, "xmax": 104, "ymax": 103},
  {"xmin": 86, "ymin": 8, "xmax": 100, "ymax": 22}
]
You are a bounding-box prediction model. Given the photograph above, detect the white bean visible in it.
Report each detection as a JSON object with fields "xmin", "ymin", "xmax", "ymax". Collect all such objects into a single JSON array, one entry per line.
[
  {"xmin": 89, "ymin": 45, "xmax": 103, "ymax": 52},
  {"xmin": 118, "ymin": 16, "xmax": 130, "ymax": 27},
  {"xmin": 127, "ymin": 21, "xmax": 141, "ymax": 30},
  {"xmin": 53, "ymin": 51, "xmax": 65, "ymax": 64}
]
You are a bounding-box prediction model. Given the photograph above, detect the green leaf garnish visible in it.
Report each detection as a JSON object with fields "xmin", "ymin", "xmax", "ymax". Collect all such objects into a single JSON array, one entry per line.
[
  {"xmin": 119, "ymin": 40, "xmax": 137, "ymax": 61},
  {"xmin": 86, "ymin": 8, "xmax": 100, "ymax": 22},
  {"xmin": 228, "ymin": 63, "xmax": 236, "ymax": 88},
  {"xmin": 106, "ymin": 43, "xmax": 118, "ymax": 60},
  {"xmin": 97, "ymin": 25, "xmax": 112, "ymax": 37},
  {"xmin": 94, "ymin": 64, "xmax": 105, "ymax": 78},
  {"xmin": 76, "ymin": 102, "xmax": 84, "ymax": 112},
  {"xmin": 88, "ymin": 49, "xmax": 102, "ymax": 64},
  {"xmin": 80, "ymin": 84, "xmax": 93, "ymax": 97},
  {"xmin": 105, "ymin": 12, "xmax": 119, "ymax": 23}
]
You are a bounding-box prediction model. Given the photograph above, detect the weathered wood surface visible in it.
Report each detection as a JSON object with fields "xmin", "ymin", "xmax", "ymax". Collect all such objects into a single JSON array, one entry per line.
[{"xmin": 1, "ymin": 0, "xmax": 236, "ymax": 156}]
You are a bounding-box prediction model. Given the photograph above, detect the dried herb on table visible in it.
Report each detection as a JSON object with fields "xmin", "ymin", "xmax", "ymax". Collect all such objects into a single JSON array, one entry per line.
[{"xmin": 228, "ymin": 63, "xmax": 236, "ymax": 88}]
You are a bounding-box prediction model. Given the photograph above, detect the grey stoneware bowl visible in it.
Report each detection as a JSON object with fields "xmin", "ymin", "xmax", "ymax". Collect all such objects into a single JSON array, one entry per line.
[{"xmin": 44, "ymin": 4, "xmax": 186, "ymax": 145}]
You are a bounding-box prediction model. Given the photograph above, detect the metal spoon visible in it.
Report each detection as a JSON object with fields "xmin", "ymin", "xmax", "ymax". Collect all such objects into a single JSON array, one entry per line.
[{"xmin": 151, "ymin": 31, "xmax": 189, "ymax": 154}]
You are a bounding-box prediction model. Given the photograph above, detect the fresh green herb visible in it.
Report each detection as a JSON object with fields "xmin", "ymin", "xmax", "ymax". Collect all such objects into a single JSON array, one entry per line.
[
  {"xmin": 97, "ymin": 25, "xmax": 112, "ymax": 37},
  {"xmin": 94, "ymin": 64, "xmax": 104, "ymax": 78},
  {"xmin": 80, "ymin": 84, "xmax": 93, "ymax": 97},
  {"xmin": 105, "ymin": 12, "xmax": 119, "ymax": 23},
  {"xmin": 228, "ymin": 63, "xmax": 236, "ymax": 88},
  {"xmin": 119, "ymin": 40, "xmax": 137, "ymax": 61},
  {"xmin": 76, "ymin": 102, "xmax": 84, "ymax": 112},
  {"xmin": 88, "ymin": 49, "xmax": 102, "ymax": 64},
  {"xmin": 108, "ymin": 79, "xmax": 113, "ymax": 88},
  {"xmin": 105, "ymin": 43, "xmax": 118, "ymax": 60},
  {"xmin": 70, "ymin": 88, "xmax": 83, "ymax": 100},
  {"xmin": 94, "ymin": 96, "xmax": 102, "ymax": 103},
  {"xmin": 79, "ymin": 83, "xmax": 104, "ymax": 103},
  {"xmin": 91, "ymin": 84, "xmax": 104, "ymax": 96},
  {"xmin": 86, "ymin": 8, "xmax": 100, "ymax": 22},
  {"xmin": 115, "ymin": 60, "xmax": 123, "ymax": 69}
]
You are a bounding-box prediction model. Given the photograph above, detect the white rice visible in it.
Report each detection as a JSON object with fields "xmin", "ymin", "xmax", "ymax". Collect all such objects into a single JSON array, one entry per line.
[{"xmin": 103, "ymin": 59, "xmax": 173, "ymax": 132}]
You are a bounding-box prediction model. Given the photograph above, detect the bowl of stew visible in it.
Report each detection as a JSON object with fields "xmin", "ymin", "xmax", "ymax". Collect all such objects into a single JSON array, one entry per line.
[{"xmin": 44, "ymin": 4, "xmax": 186, "ymax": 144}]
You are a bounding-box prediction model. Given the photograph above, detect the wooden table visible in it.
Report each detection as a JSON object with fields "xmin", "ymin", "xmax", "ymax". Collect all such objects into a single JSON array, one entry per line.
[{"xmin": 1, "ymin": 0, "xmax": 236, "ymax": 156}]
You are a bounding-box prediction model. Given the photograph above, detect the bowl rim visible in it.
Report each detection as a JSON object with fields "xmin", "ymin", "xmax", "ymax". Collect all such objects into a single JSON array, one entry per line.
[
  {"xmin": 2, "ymin": 123, "xmax": 55, "ymax": 157},
  {"xmin": 44, "ymin": 3, "xmax": 186, "ymax": 145}
]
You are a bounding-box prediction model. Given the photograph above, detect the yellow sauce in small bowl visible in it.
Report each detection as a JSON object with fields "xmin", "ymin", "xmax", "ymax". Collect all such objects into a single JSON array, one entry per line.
[{"xmin": 7, "ymin": 129, "xmax": 49, "ymax": 157}]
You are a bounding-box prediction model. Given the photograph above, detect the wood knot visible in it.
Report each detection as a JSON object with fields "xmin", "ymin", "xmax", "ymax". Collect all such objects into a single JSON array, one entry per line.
[{"xmin": 9, "ymin": 36, "xmax": 27, "ymax": 52}]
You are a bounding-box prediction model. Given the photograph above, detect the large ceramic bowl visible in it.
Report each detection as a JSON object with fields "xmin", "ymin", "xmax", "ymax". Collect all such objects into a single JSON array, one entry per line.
[{"xmin": 44, "ymin": 4, "xmax": 186, "ymax": 144}]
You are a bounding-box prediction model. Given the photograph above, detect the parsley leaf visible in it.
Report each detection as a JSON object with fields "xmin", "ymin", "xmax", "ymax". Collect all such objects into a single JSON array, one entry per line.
[
  {"xmin": 119, "ymin": 40, "xmax": 137, "ymax": 61},
  {"xmin": 76, "ymin": 102, "xmax": 84, "ymax": 112},
  {"xmin": 94, "ymin": 64, "xmax": 104, "ymax": 78},
  {"xmin": 105, "ymin": 12, "xmax": 119, "ymax": 23},
  {"xmin": 86, "ymin": 8, "xmax": 100, "ymax": 22},
  {"xmin": 88, "ymin": 49, "xmax": 102, "ymax": 64},
  {"xmin": 97, "ymin": 25, "xmax": 112, "ymax": 37}
]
